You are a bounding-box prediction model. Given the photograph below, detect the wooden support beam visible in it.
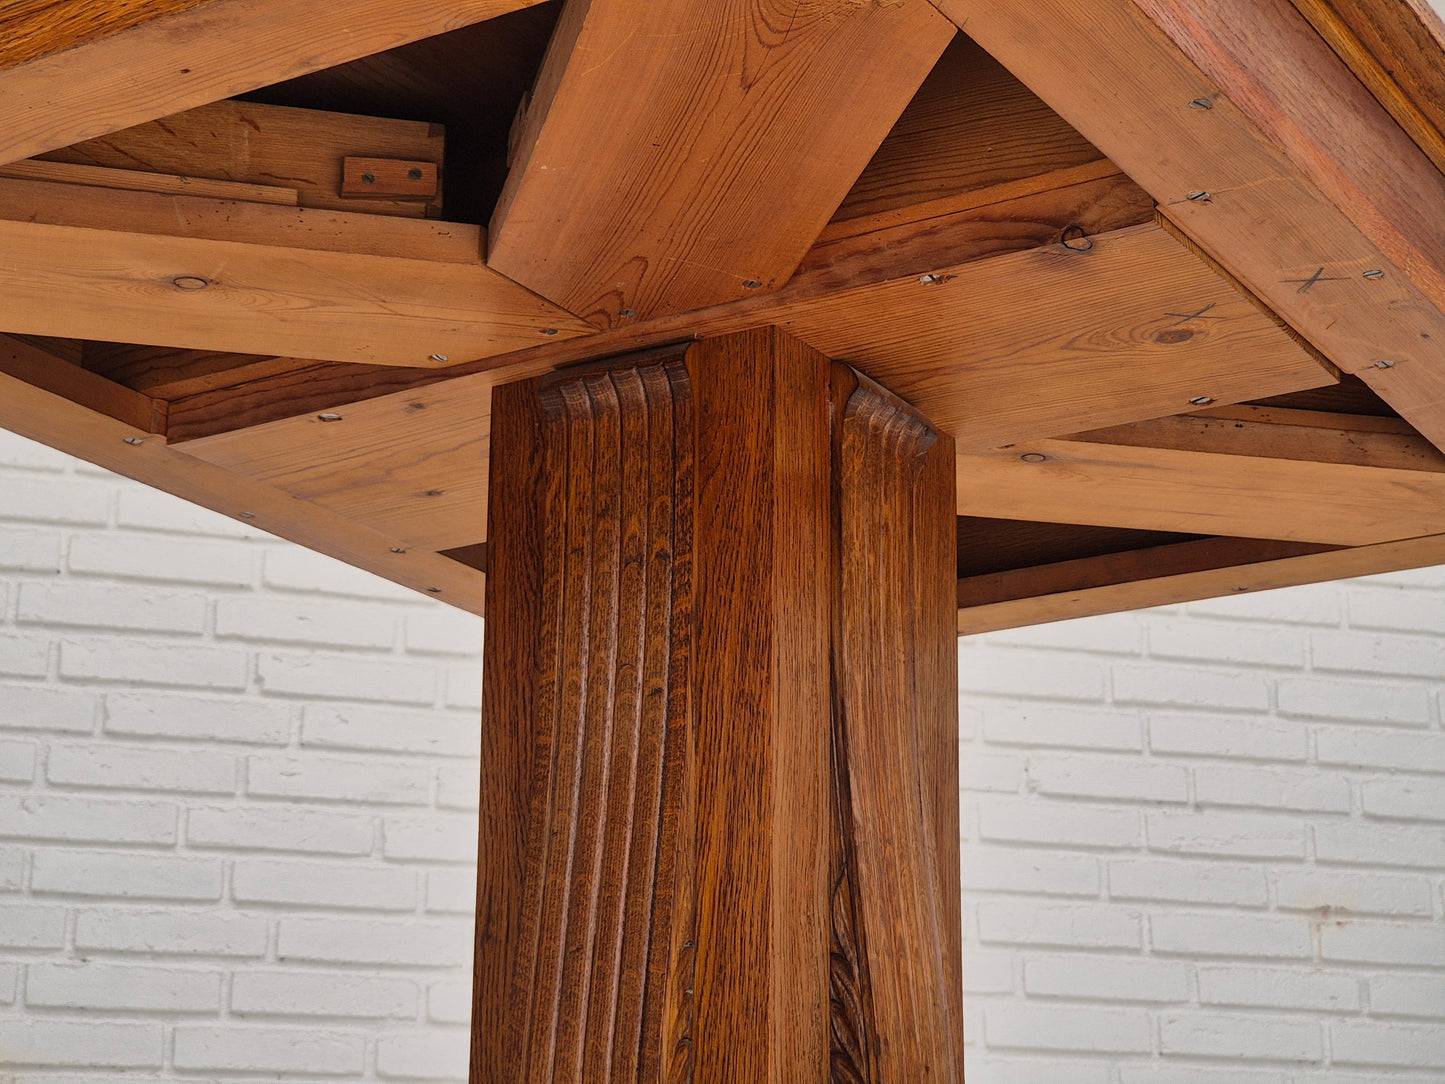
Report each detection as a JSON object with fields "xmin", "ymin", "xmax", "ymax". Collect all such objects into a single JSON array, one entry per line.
[
  {"xmin": 164, "ymin": 165, "xmax": 1161, "ymax": 440},
  {"xmin": 928, "ymin": 0, "xmax": 1445, "ymax": 451},
  {"xmin": 487, "ymin": 0, "xmax": 955, "ymax": 325},
  {"xmin": 824, "ymin": 34, "xmax": 1106, "ymax": 239},
  {"xmin": 956, "ymin": 406, "xmax": 1445, "ymax": 546},
  {"xmin": 474, "ymin": 328, "xmax": 961, "ymax": 1080},
  {"xmin": 0, "ymin": 0, "xmax": 540, "ymax": 168},
  {"xmin": 0, "ymin": 178, "xmax": 592, "ymax": 367},
  {"xmin": 0, "ymin": 335, "xmax": 486, "ymax": 612},
  {"xmin": 174, "ymin": 222, "xmax": 1334, "ymax": 555},
  {"xmin": 956, "ymin": 528, "xmax": 1445, "ymax": 634},
  {"xmin": 39, "ymin": 99, "xmax": 446, "ymax": 218}
]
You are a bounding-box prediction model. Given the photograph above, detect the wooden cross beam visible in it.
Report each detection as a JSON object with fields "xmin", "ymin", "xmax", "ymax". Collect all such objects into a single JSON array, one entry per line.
[{"xmin": 5, "ymin": 0, "xmax": 1445, "ymax": 1078}]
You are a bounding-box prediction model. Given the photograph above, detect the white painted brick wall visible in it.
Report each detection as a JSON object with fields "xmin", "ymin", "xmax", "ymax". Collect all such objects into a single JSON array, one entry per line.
[
  {"xmin": 2, "ymin": 424, "xmax": 1445, "ymax": 1081},
  {"xmin": 0, "ymin": 428, "xmax": 482, "ymax": 1081},
  {"xmin": 961, "ymin": 576, "xmax": 1445, "ymax": 1081}
]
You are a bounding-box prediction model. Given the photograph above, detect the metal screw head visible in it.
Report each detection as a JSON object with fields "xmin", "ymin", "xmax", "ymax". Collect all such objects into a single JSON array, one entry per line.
[
  {"xmin": 172, "ymin": 275, "xmax": 209, "ymax": 290},
  {"xmin": 408, "ymin": 168, "xmax": 423, "ymax": 181},
  {"xmin": 390, "ymin": 547, "xmax": 406, "ymax": 554},
  {"xmin": 1364, "ymin": 269, "xmax": 1386, "ymax": 279},
  {"xmin": 1019, "ymin": 453, "xmax": 1048, "ymax": 463},
  {"xmin": 239, "ymin": 512, "xmax": 256, "ymax": 519},
  {"xmin": 742, "ymin": 280, "xmax": 763, "ymax": 290},
  {"xmin": 919, "ymin": 273, "xmax": 944, "ymax": 284},
  {"xmin": 1190, "ymin": 396, "xmax": 1215, "ymax": 405},
  {"xmin": 1188, "ymin": 97, "xmax": 1213, "ymax": 110},
  {"xmin": 1375, "ymin": 359, "xmax": 1397, "ymax": 369},
  {"xmin": 123, "ymin": 437, "xmax": 144, "ymax": 445},
  {"xmin": 427, "ymin": 586, "xmax": 442, "ymax": 593},
  {"xmin": 361, "ymin": 172, "xmax": 376, "ymax": 185},
  {"xmin": 619, "ymin": 309, "xmax": 638, "ymax": 318},
  {"xmin": 317, "ymin": 412, "xmax": 343, "ymax": 422},
  {"xmin": 428, "ymin": 354, "xmax": 449, "ymax": 363},
  {"xmin": 540, "ymin": 328, "xmax": 559, "ymax": 336},
  {"xmin": 1186, "ymin": 190, "xmax": 1211, "ymax": 202}
]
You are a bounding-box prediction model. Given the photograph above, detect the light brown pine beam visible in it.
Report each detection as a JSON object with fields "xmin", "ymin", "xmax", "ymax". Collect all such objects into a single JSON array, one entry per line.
[
  {"xmin": 0, "ymin": 178, "xmax": 592, "ymax": 368},
  {"xmin": 0, "ymin": 0, "xmax": 543, "ymax": 167},
  {"xmin": 928, "ymin": 0, "xmax": 1445, "ymax": 453},
  {"xmin": 957, "ymin": 406, "xmax": 1445, "ymax": 547},
  {"xmin": 0, "ymin": 335, "xmax": 487, "ymax": 612},
  {"xmin": 956, "ymin": 530, "xmax": 1445, "ymax": 634},
  {"xmin": 487, "ymin": 0, "xmax": 956, "ymax": 325}
]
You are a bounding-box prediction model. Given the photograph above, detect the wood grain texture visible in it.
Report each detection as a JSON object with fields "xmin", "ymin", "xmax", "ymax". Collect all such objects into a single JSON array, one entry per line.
[
  {"xmin": 0, "ymin": 335, "xmax": 486, "ymax": 612},
  {"xmin": 928, "ymin": 0, "xmax": 1445, "ymax": 451},
  {"xmin": 0, "ymin": 0, "xmax": 211, "ymax": 71},
  {"xmin": 829, "ymin": 34, "xmax": 1103, "ymax": 229},
  {"xmin": 0, "ymin": 209, "xmax": 591, "ymax": 369},
  {"xmin": 1287, "ymin": 0, "xmax": 1445, "ymax": 177},
  {"xmin": 834, "ymin": 370, "xmax": 962, "ymax": 1082},
  {"xmin": 488, "ymin": 0, "xmax": 955, "ymax": 325},
  {"xmin": 164, "ymin": 218, "xmax": 1328, "ymax": 477},
  {"xmin": 0, "ymin": 159, "xmax": 299, "ymax": 204},
  {"xmin": 688, "ymin": 328, "xmax": 833, "ymax": 1082},
  {"xmin": 956, "ymin": 535, "xmax": 1340, "ymax": 633},
  {"xmin": 0, "ymin": 0, "xmax": 539, "ymax": 168},
  {"xmin": 473, "ymin": 329, "xmax": 961, "ymax": 1080},
  {"xmin": 956, "ymin": 435, "xmax": 1445, "ymax": 546},
  {"xmin": 162, "ymin": 168, "xmax": 1156, "ymax": 441},
  {"xmin": 181, "ymin": 386, "xmax": 496, "ymax": 553},
  {"xmin": 42, "ymin": 98, "xmax": 445, "ymax": 218}
]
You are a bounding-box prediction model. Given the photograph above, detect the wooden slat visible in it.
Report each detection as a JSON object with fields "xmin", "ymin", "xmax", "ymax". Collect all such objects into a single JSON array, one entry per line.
[
  {"xmin": 168, "ymin": 216, "xmax": 1331, "ymax": 465},
  {"xmin": 0, "ymin": 176, "xmax": 481, "ymax": 262},
  {"xmin": 826, "ymin": 34, "xmax": 1105, "ymax": 237},
  {"xmin": 0, "ymin": 335, "xmax": 486, "ymax": 612},
  {"xmin": 783, "ymin": 222, "xmax": 1337, "ymax": 451},
  {"xmin": 1287, "ymin": 0, "xmax": 1445, "ymax": 177},
  {"xmin": 179, "ymin": 223, "xmax": 1334, "ymax": 552},
  {"xmin": 0, "ymin": 0, "xmax": 539, "ymax": 168},
  {"xmin": 956, "ymin": 529, "xmax": 1445, "ymax": 633},
  {"xmin": 42, "ymin": 99, "xmax": 445, "ymax": 218},
  {"xmin": 488, "ymin": 0, "xmax": 956, "ymax": 325},
  {"xmin": 957, "ymin": 536, "xmax": 1341, "ymax": 633},
  {"xmin": 956, "ymin": 436, "xmax": 1445, "ymax": 546},
  {"xmin": 83, "ymin": 344, "xmax": 319, "ymax": 401},
  {"xmin": 1074, "ymin": 405, "xmax": 1445, "ymax": 472},
  {"xmin": 928, "ymin": 0, "xmax": 1445, "ymax": 452},
  {"xmin": 0, "ymin": 159, "xmax": 298, "ymax": 205},
  {"xmin": 0, "ymin": 185, "xmax": 593, "ymax": 368}
]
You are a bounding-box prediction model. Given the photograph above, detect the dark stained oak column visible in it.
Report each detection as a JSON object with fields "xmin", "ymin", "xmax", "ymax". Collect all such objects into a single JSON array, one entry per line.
[{"xmin": 473, "ymin": 327, "xmax": 960, "ymax": 1083}]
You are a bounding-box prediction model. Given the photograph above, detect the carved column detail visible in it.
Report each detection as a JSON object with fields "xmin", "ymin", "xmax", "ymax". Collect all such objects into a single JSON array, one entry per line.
[{"xmin": 474, "ymin": 331, "xmax": 960, "ymax": 1084}]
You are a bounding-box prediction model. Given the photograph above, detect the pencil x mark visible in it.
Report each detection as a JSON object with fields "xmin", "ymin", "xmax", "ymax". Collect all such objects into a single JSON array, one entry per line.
[
  {"xmin": 1283, "ymin": 267, "xmax": 1346, "ymax": 293},
  {"xmin": 1163, "ymin": 303, "xmax": 1223, "ymax": 327}
]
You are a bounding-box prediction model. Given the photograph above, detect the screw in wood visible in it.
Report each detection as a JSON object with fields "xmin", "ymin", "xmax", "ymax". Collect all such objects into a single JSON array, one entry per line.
[
  {"xmin": 429, "ymin": 354, "xmax": 449, "ymax": 362},
  {"xmin": 317, "ymin": 412, "xmax": 343, "ymax": 422},
  {"xmin": 172, "ymin": 276, "xmax": 209, "ymax": 290},
  {"xmin": 1375, "ymin": 359, "xmax": 1397, "ymax": 368},
  {"xmin": 1186, "ymin": 190, "xmax": 1211, "ymax": 202},
  {"xmin": 742, "ymin": 280, "xmax": 763, "ymax": 289},
  {"xmin": 427, "ymin": 587, "xmax": 442, "ymax": 593},
  {"xmin": 390, "ymin": 547, "xmax": 406, "ymax": 554},
  {"xmin": 361, "ymin": 173, "xmax": 376, "ymax": 185},
  {"xmin": 239, "ymin": 512, "xmax": 256, "ymax": 519},
  {"xmin": 1363, "ymin": 269, "xmax": 1386, "ymax": 279},
  {"xmin": 619, "ymin": 309, "xmax": 638, "ymax": 318},
  {"xmin": 540, "ymin": 328, "xmax": 559, "ymax": 335},
  {"xmin": 1019, "ymin": 453, "xmax": 1047, "ymax": 463},
  {"xmin": 123, "ymin": 437, "xmax": 144, "ymax": 445},
  {"xmin": 1188, "ymin": 98, "xmax": 1213, "ymax": 109},
  {"xmin": 408, "ymin": 168, "xmax": 423, "ymax": 180},
  {"xmin": 1190, "ymin": 396, "xmax": 1215, "ymax": 405}
]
